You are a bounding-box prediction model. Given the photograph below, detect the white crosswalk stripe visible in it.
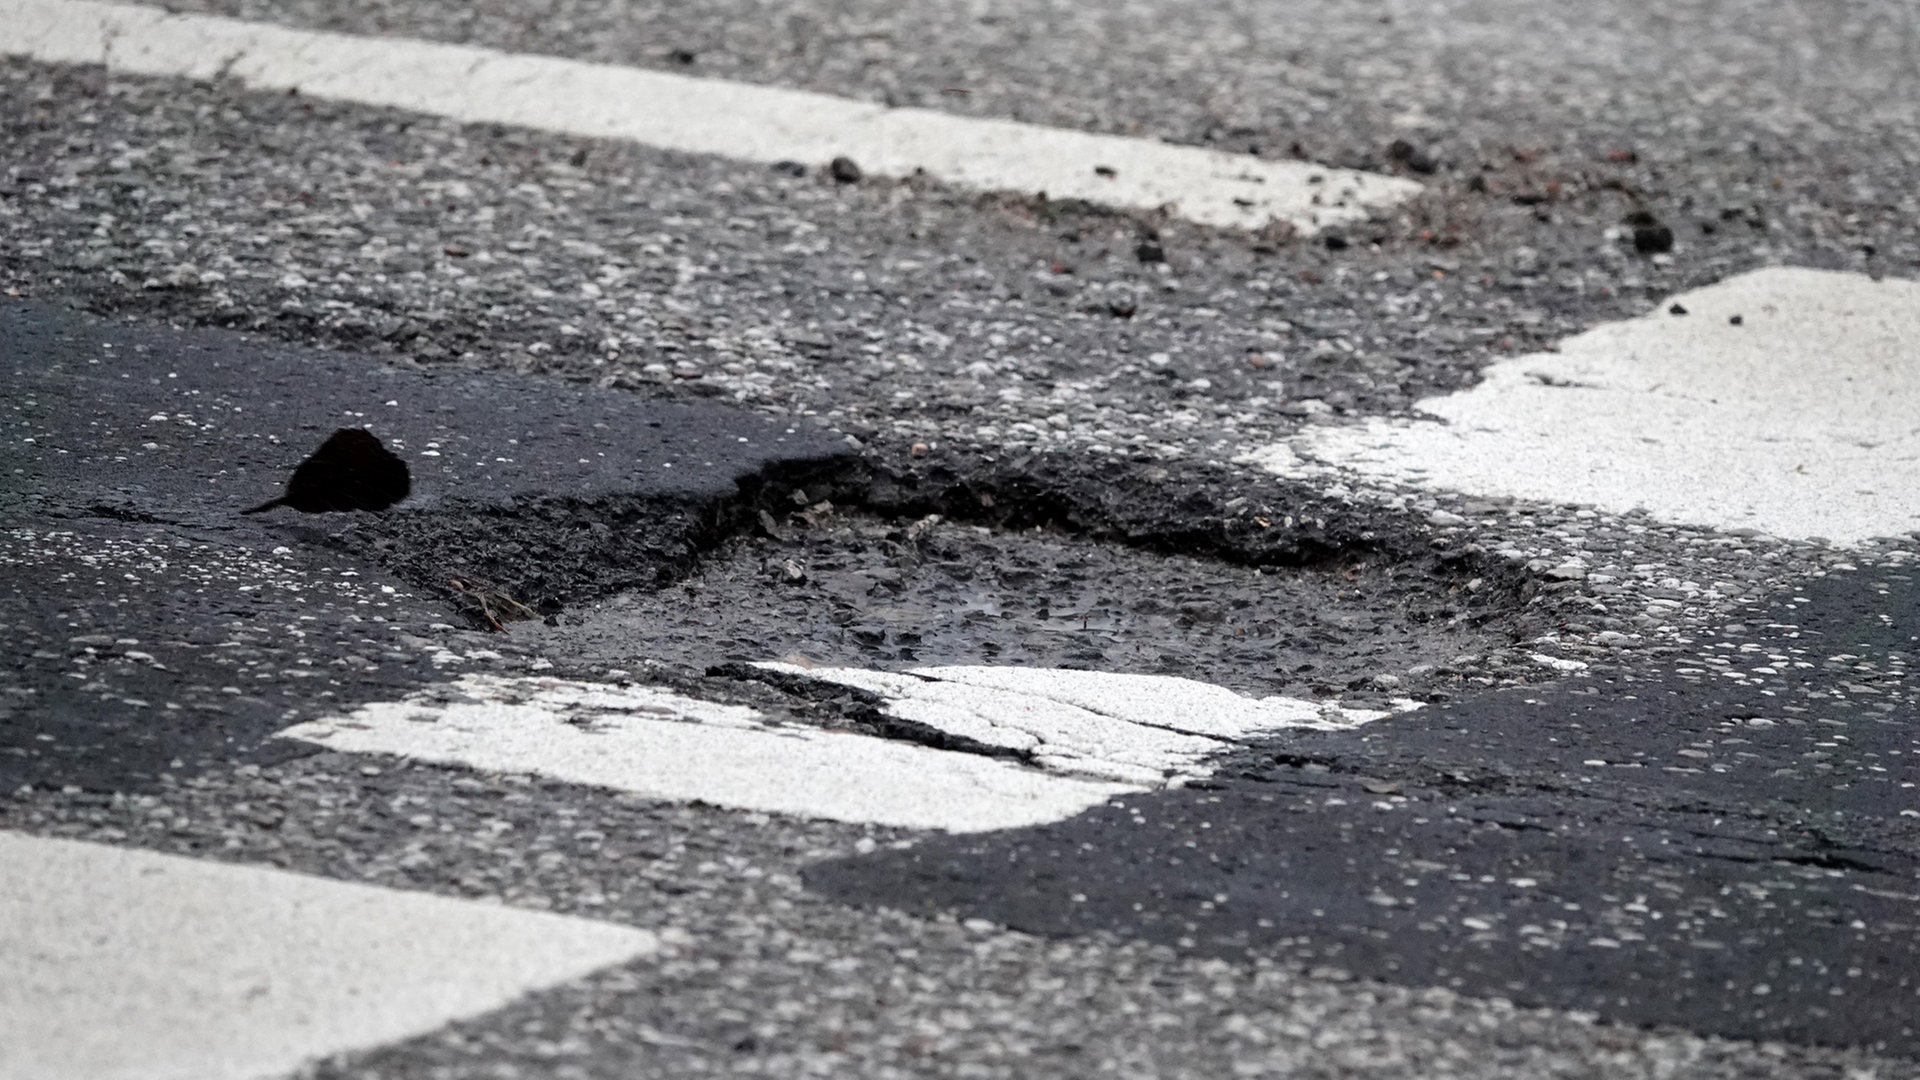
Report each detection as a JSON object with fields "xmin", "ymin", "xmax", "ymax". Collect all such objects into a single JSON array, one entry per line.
[
  {"xmin": 1242, "ymin": 268, "xmax": 1920, "ymax": 546},
  {"xmin": 1, "ymin": 0, "xmax": 1418, "ymax": 233},
  {"xmin": 752, "ymin": 662, "xmax": 1402, "ymax": 785},
  {"xmin": 274, "ymin": 668, "xmax": 1403, "ymax": 830},
  {"xmin": 5, "ymin": 1, "xmax": 1917, "ymax": 1072},
  {"xmin": 0, "ymin": 831, "xmax": 657, "ymax": 1080},
  {"xmin": 277, "ymin": 673, "xmax": 1139, "ymax": 833}
]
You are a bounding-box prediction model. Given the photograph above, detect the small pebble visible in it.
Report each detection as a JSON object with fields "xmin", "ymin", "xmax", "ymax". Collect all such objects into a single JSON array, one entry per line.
[{"xmin": 1633, "ymin": 223, "xmax": 1674, "ymax": 254}]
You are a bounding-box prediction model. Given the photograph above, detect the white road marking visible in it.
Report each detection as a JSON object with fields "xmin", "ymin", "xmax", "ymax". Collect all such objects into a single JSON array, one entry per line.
[
  {"xmin": 278, "ymin": 675, "xmax": 1137, "ymax": 833},
  {"xmin": 754, "ymin": 663, "xmax": 1397, "ymax": 785},
  {"xmin": 3, "ymin": 0, "xmax": 1420, "ymax": 233},
  {"xmin": 1244, "ymin": 268, "xmax": 1920, "ymax": 546},
  {"xmin": 0, "ymin": 831, "xmax": 656, "ymax": 1080}
]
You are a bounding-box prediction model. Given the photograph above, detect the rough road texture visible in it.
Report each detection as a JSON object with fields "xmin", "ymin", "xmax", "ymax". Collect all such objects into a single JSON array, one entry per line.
[
  {"xmin": 4, "ymin": 1, "xmax": 1919, "ymax": 1075},
  {"xmin": 809, "ymin": 558, "xmax": 1920, "ymax": 1054}
]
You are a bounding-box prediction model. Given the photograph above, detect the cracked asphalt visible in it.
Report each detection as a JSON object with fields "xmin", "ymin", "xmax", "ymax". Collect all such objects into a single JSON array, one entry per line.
[{"xmin": 3, "ymin": 0, "xmax": 1918, "ymax": 1075}]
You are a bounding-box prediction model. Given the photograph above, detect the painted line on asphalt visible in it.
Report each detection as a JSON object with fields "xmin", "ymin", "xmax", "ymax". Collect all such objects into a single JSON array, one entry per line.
[
  {"xmin": 278, "ymin": 675, "xmax": 1140, "ymax": 833},
  {"xmin": 2, "ymin": 0, "xmax": 1420, "ymax": 233},
  {"xmin": 277, "ymin": 669, "xmax": 1400, "ymax": 832},
  {"xmin": 1243, "ymin": 268, "xmax": 1920, "ymax": 546},
  {"xmin": 0, "ymin": 830, "xmax": 657, "ymax": 1080},
  {"xmin": 754, "ymin": 663, "xmax": 1399, "ymax": 785}
]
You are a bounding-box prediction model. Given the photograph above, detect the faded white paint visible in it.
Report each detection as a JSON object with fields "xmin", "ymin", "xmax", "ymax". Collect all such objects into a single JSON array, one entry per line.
[
  {"xmin": 278, "ymin": 675, "xmax": 1138, "ymax": 833},
  {"xmin": 1246, "ymin": 268, "xmax": 1920, "ymax": 546},
  {"xmin": 0, "ymin": 831, "xmax": 657, "ymax": 1080},
  {"xmin": 276, "ymin": 669, "xmax": 1399, "ymax": 832},
  {"xmin": 754, "ymin": 663, "xmax": 1396, "ymax": 785},
  {"xmin": 2, "ymin": 0, "xmax": 1420, "ymax": 233}
]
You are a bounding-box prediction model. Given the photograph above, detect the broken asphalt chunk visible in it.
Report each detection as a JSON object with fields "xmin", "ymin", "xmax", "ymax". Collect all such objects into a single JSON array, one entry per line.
[{"xmin": 242, "ymin": 428, "xmax": 410, "ymax": 515}]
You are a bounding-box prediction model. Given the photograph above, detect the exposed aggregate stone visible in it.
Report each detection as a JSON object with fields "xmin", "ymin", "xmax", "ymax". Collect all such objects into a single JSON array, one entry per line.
[
  {"xmin": 1, "ymin": 759, "xmax": 1903, "ymax": 1080},
  {"xmin": 7, "ymin": 4, "xmax": 1920, "ymax": 1072}
]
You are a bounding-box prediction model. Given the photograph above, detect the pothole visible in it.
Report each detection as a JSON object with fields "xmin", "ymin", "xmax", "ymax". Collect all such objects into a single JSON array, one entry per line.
[
  {"xmin": 514, "ymin": 506, "xmax": 1522, "ymax": 709},
  {"xmin": 276, "ymin": 505, "xmax": 1540, "ymax": 828},
  {"xmin": 251, "ymin": 470, "xmax": 1580, "ymax": 832}
]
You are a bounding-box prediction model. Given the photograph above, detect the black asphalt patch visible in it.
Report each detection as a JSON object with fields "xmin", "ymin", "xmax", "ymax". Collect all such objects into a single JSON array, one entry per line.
[
  {"xmin": 0, "ymin": 517, "xmax": 448, "ymax": 793},
  {"xmin": 4, "ymin": 297, "xmax": 845, "ymax": 519},
  {"xmin": 2, "ymin": 299, "xmax": 850, "ymax": 792},
  {"xmin": 808, "ymin": 561, "xmax": 1920, "ymax": 1054},
  {"xmin": 4, "ymin": 1, "xmax": 1920, "ymax": 1074},
  {"xmin": 5, "ymin": 296, "xmax": 851, "ymax": 602}
]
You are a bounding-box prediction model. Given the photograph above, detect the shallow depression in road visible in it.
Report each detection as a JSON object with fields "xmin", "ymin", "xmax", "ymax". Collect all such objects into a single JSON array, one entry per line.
[
  {"xmin": 516, "ymin": 508, "xmax": 1511, "ymax": 707},
  {"xmin": 278, "ymin": 505, "xmax": 1507, "ymax": 832}
]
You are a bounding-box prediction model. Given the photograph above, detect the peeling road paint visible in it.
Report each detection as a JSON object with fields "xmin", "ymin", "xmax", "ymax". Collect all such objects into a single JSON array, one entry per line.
[
  {"xmin": 278, "ymin": 673, "xmax": 1137, "ymax": 832},
  {"xmin": 755, "ymin": 662, "xmax": 1402, "ymax": 784},
  {"xmin": 276, "ymin": 666, "xmax": 1405, "ymax": 831}
]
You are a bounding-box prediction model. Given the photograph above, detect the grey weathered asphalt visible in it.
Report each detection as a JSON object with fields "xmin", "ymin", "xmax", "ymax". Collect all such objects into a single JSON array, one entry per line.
[{"xmin": 3, "ymin": 0, "xmax": 1917, "ymax": 1075}]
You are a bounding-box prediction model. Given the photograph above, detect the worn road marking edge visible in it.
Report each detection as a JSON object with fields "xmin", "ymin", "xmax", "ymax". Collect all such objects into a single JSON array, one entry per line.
[
  {"xmin": 276, "ymin": 669, "xmax": 1408, "ymax": 832},
  {"xmin": 1242, "ymin": 267, "xmax": 1920, "ymax": 547},
  {"xmin": 0, "ymin": 830, "xmax": 657, "ymax": 1080},
  {"xmin": 277, "ymin": 674, "xmax": 1142, "ymax": 834},
  {"xmin": 3, "ymin": 0, "xmax": 1420, "ymax": 232}
]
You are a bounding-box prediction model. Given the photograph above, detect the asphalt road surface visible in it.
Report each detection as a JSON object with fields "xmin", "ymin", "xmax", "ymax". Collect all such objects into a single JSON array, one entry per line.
[{"xmin": 3, "ymin": 0, "xmax": 1918, "ymax": 1077}]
